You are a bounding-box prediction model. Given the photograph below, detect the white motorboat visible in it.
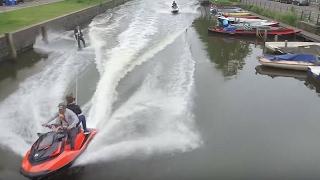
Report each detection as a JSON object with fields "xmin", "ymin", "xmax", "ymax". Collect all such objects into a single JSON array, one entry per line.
[{"xmin": 259, "ymin": 54, "xmax": 319, "ymax": 71}]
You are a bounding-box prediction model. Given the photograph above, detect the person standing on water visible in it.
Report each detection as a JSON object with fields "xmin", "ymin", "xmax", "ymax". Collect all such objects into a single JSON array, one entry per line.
[{"xmin": 74, "ymin": 25, "xmax": 86, "ymax": 49}]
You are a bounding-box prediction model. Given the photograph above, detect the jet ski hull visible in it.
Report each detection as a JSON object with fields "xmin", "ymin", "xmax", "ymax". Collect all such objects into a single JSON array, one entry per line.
[
  {"xmin": 171, "ymin": 6, "xmax": 179, "ymax": 13},
  {"xmin": 20, "ymin": 128, "xmax": 97, "ymax": 179}
]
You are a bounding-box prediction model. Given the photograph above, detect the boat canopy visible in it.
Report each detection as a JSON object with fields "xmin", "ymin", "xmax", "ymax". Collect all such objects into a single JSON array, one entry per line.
[{"xmin": 267, "ymin": 53, "xmax": 319, "ymax": 63}]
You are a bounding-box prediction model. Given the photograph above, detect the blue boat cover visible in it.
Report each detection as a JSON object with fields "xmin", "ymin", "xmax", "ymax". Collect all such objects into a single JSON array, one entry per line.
[
  {"xmin": 223, "ymin": 25, "xmax": 236, "ymax": 32},
  {"xmin": 267, "ymin": 53, "xmax": 319, "ymax": 63}
]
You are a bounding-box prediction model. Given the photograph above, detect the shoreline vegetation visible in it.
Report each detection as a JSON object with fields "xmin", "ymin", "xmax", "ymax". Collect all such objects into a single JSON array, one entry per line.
[{"xmin": 0, "ymin": 0, "xmax": 107, "ymax": 35}]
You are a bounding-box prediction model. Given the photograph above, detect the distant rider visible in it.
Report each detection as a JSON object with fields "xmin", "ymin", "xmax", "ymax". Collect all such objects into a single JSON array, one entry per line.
[
  {"xmin": 172, "ymin": 0, "xmax": 177, "ymax": 8},
  {"xmin": 74, "ymin": 25, "xmax": 86, "ymax": 49},
  {"xmin": 65, "ymin": 94, "xmax": 90, "ymax": 134}
]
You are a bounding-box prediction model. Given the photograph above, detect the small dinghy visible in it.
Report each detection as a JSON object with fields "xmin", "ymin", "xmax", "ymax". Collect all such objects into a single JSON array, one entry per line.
[
  {"xmin": 259, "ymin": 53, "xmax": 320, "ymax": 71},
  {"xmin": 208, "ymin": 26, "xmax": 299, "ymax": 36}
]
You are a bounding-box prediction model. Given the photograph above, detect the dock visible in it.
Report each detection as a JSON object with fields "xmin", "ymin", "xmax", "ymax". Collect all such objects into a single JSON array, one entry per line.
[{"xmin": 265, "ymin": 42, "xmax": 320, "ymax": 51}]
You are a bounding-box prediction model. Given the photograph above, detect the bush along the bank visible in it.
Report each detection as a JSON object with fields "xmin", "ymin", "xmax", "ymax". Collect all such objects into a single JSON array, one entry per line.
[{"xmin": 243, "ymin": 5, "xmax": 297, "ymax": 26}]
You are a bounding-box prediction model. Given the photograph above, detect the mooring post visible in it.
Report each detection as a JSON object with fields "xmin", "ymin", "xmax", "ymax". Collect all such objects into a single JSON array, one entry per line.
[
  {"xmin": 5, "ymin": 33, "xmax": 17, "ymax": 61},
  {"xmin": 264, "ymin": 29, "xmax": 267, "ymax": 41},
  {"xmin": 284, "ymin": 40, "xmax": 288, "ymax": 48},
  {"xmin": 40, "ymin": 26, "xmax": 48, "ymax": 44},
  {"xmin": 274, "ymin": 35, "xmax": 278, "ymax": 42}
]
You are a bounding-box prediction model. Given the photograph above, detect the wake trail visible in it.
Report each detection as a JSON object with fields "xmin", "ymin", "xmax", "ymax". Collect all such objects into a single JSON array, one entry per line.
[{"xmin": 77, "ymin": 0, "xmax": 202, "ymax": 162}]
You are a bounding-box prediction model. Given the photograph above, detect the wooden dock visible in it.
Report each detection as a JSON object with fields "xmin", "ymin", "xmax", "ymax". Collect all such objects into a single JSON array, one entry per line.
[{"xmin": 265, "ymin": 42, "xmax": 320, "ymax": 51}]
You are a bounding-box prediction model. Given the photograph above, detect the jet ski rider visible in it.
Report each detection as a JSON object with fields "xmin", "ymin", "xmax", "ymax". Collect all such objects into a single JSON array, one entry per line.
[
  {"xmin": 43, "ymin": 103, "xmax": 79, "ymax": 150},
  {"xmin": 172, "ymin": 0, "xmax": 177, "ymax": 8},
  {"xmin": 74, "ymin": 25, "xmax": 86, "ymax": 49}
]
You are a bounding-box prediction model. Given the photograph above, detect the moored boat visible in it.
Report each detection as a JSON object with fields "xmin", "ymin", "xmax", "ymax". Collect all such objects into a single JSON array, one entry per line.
[
  {"xmin": 258, "ymin": 53, "xmax": 319, "ymax": 71},
  {"xmin": 223, "ymin": 15, "xmax": 260, "ymax": 19},
  {"xmin": 222, "ymin": 16, "xmax": 277, "ymax": 25},
  {"xmin": 208, "ymin": 26, "xmax": 300, "ymax": 36},
  {"xmin": 223, "ymin": 12, "xmax": 251, "ymax": 16},
  {"xmin": 210, "ymin": 5, "xmax": 243, "ymax": 14}
]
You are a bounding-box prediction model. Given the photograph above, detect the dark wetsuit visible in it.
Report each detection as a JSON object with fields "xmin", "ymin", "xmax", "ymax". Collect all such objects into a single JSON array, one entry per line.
[
  {"xmin": 74, "ymin": 28, "xmax": 86, "ymax": 49},
  {"xmin": 67, "ymin": 103, "xmax": 88, "ymax": 132},
  {"xmin": 172, "ymin": 2, "xmax": 177, "ymax": 8}
]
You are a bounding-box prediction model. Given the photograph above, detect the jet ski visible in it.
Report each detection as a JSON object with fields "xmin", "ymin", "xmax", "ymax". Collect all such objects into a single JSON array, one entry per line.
[
  {"xmin": 20, "ymin": 124, "xmax": 97, "ymax": 179},
  {"xmin": 171, "ymin": 5, "xmax": 179, "ymax": 13}
]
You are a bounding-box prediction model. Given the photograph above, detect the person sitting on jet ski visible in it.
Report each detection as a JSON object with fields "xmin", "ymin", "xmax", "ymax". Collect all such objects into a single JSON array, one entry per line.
[
  {"xmin": 58, "ymin": 103, "xmax": 79, "ymax": 150},
  {"xmin": 172, "ymin": 1, "xmax": 177, "ymax": 8},
  {"xmin": 43, "ymin": 103, "xmax": 79, "ymax": 150},
  {"xmin": 65, "ymin": 94, "xmax": 90, "ymax": 134}
]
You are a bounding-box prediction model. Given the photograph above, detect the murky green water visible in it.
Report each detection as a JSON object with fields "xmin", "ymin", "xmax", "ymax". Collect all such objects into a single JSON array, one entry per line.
[{"xmin": 1, "ymin": 4, "xmax": 320, "ymax": 180}]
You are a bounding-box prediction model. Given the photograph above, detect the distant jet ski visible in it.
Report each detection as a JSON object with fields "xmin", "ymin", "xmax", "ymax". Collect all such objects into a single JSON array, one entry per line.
[
  {"xmin": 20, "ymin": 124, "xmax": 97, "ymax": 179},
  {"xmin": 172, "ymin": 5, "xmax": 179, "ymax": 13}
]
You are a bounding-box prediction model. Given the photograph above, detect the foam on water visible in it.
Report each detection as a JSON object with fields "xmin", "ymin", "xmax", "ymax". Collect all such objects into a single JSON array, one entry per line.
[
  {"xmin": 87, "ymin": 0, "xmax": 159, "ymax": 127},
  {"xmin": 77, "ymin": 35, "xmax": 201, "ymax": 164},
  {"xmin": 77, "ymin": 0, "xmax": 202, "ymax": 165}
]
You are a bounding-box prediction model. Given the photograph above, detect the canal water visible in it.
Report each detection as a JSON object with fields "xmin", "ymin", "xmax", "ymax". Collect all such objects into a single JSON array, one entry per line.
[{"xmin": 1, "ymin": 0, "xmax": 320, "ymax": 179}]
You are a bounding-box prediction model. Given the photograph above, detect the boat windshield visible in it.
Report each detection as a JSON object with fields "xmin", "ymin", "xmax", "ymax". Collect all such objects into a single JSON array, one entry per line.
[{"xmin": 37, "ymin": 133, "xmax": 55, "ymax": 150}]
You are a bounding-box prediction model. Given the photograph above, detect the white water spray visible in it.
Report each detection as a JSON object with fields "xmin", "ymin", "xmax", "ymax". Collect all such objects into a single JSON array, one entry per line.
[{"xmin": 77, "ymin": 0, "xmax": 202, "ymax": 165}]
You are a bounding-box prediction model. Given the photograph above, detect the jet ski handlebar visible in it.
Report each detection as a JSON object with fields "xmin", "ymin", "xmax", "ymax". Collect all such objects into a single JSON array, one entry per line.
[{"xmin": 42, "ymin": 124, "xmax": 67, "ymax": 131}]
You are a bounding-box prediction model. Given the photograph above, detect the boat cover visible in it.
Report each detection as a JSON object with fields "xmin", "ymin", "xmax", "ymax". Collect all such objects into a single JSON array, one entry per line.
[
  {"xmin": 223, "ymin": 26, "xmax": 236, "ymax": 32},
  {"xmin": 267, "ymin": 53, "xmax": 319, "ymax": 63}
]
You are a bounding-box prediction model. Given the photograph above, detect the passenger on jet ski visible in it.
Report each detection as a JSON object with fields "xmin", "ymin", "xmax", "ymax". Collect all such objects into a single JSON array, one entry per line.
[
  {"xmin": 65, "ymin": 94, "xmax": 90, "ymax": 134},
  {"xmin": 172, "ymin": 0, "xmax": 177, "ymax": 8},
  {"xmin": 44, "ymin": 103, "xmax": 79, "ymax": 150}
]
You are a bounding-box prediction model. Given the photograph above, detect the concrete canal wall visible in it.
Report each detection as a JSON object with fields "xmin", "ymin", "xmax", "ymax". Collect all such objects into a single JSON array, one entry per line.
[{"xmin": 0, "ymin": 0, "xmax": 128, "ymax": 62}]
